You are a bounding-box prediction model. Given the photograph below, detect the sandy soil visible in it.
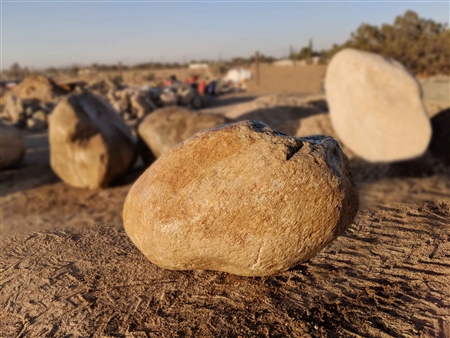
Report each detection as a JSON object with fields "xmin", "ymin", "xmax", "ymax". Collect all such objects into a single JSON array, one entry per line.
[
  {"xmin": 1, "ymin": 70, "xmax": 449, "ymax": 337},
  {"xmin": 1, "ymin": 200, "xmax": 449, "ymax": 337}
]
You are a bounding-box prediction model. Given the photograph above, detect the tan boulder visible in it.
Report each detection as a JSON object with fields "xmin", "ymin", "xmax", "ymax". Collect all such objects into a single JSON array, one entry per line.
[
  {"xmin": 3, "ymin": 94, "xmax": 24, "ymax": 123},
  {"xmin": 0, "ymin": 122, "xmax": 25, "ymax": 169},
  {"xmin": 124, "ymin": 120, "xmax": 359, "ymax": 276},
  {"xmin": 325, "ymin": 48, "xmax": 431, "ymax": 162},
  {"xmin": 11, "ymin": 75, "xmax": 68, "ymax": 102},
  {"xmin": 137, "ymin": 107, "xmax": 230, "ymax": 162},
  {"xmin": 49, "ymin": 91, "xmax": 136, "ymax": 189}
]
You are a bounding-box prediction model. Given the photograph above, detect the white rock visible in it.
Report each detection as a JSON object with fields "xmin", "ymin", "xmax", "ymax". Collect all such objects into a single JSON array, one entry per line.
[{"xmin": 325, "ymin": 48, "xmax": 431, "ymax": 162}]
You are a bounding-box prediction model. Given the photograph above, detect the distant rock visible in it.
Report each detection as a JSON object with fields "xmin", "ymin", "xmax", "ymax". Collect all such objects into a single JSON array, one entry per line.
[
  {"xmin": 27, "ymin": 118, "xmax": 46, "ymax": 131},
  {"xmin": 177, "ymin": 86, "xmax": 195, "ymax": 106},
  {"xmin": 0, "ymin": 122, "xmax": 25, "ymax": 169},
  {"xmin": 124, "ymin": 120, "xmax": 359, "ymax": 276},
  {"xmin": 87, "ymin": 77, "xmax": 122, "ymax": 96},
  {"xmin": 11, "ymin": 75, "xmax": 68, "ymax": 102},
  {"xmin": 130, "ymin": 93, "xmax": 156, "ymax": 119},
  {"xmin": 49, "ymin": 91, "xmax": 136, "ymax": 189},
  {"xmin": 325, "ymin": 48, "xmax": 431, "ymax": 162},
  {"xmin": 160, "ymin": 91, "xmax": 177, "ymax": 107},
  {"xmin": 137, "ymin": 107, "xmax": 230, "ymax": 163},
  {"xmin": 3, "ymin": 95, "xmax": 24, "ymax": 123},
  {"xmin": 27, "ymin": 110, "xmax": 48, "ymax": 131}
]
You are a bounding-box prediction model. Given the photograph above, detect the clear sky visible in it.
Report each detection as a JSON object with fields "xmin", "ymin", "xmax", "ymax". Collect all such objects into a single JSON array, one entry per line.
[{"xmin": 1, "ymin": 0, "xmax": 449, "ymax": 70}]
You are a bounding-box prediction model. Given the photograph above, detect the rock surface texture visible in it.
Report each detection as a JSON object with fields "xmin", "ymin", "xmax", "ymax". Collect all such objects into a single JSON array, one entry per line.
[
  {"xmin": 49, "ymin": 91, "xmax": 136, "ymax": 189},
  {"xmin": 325, "ymin": 48, "xmax": 431, "ymax": 162},
  {"xmin": 124, "ymin": 120, "xmax": 359, "ymax": 276},
  {"xmin": 0, "ymin": 123, "xmax": 25, "ymax": 169},
  {"xmin": 137, "ymin": 107, "xmax": 230, "ymax": 162}
]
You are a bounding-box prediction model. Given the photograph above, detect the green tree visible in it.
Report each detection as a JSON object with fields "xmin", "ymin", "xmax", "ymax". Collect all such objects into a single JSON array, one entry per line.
[{"xmin": 326, "ymin": 10, "xmax": 449, "ymax": 75}]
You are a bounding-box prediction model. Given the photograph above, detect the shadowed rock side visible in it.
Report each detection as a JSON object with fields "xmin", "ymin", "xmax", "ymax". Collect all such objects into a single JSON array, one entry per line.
[
  {"xmin": 49, "ymin": 91, "xmax": 137, "ymax": 189},
  {"xmin": 137, "ymin": 107, "xmax": 231, "ymax": 163},
  {"xmin": 0, "ymin": 122, "xmax": 25, "ymax": 169},
  {"xmin": 429, "ymin": 108, "xmax": 450, "ymax": 167},
  {"xmin": 1, "ymin": 200, "xmax": 449, "ymax": 337},
  {"xmin": 325, "ymin": 48, "xmax": 431, "ymax": 162},
  {"xmin": 125, "ymin": 121, "xmax": 358, "ymax": 276},
  {"xmin": 222, "ymin": 94, "xmax": 328, "ymax": 136}
]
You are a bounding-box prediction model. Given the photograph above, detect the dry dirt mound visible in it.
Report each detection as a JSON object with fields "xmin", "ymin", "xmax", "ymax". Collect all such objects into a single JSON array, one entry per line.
[
  {"xmin": 1, "ymin": 201, "xmax": 449, "ymax": 337},
  {"xmin": 10, "ymin": 75, "xmax": 69, "ymax": 102}
]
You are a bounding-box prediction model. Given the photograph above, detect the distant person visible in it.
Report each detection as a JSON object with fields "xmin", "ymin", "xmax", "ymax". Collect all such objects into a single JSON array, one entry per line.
[
  {"xmin": 206, "ymin": 80, "xmax": 216, "ymax": 95},
  {"xmin": 198, "ymin": 79, "xmax": 206, "ymax": 95}
]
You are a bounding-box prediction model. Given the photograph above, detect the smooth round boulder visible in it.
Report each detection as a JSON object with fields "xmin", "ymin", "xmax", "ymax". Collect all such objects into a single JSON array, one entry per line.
[
  {"xmin": 137, "ymin": 107, "xmax": 230, "ymax": 162},
  {"xmin": 124, "ymin": 120, "xmax": 359, "ymax": 276},
  {"xmin": 325, "ymin": 48, "xmax": 431, "ymax": 162}
]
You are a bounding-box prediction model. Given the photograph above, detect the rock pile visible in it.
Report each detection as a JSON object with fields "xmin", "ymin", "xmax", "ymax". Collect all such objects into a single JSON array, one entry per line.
[
  {"xmin": 2, "ymin": 95, "xmax": 53, "ymax": 130},
  {"xmin": 124, "ymin": 120, "xmax": 359, "ymax": 276},
  {"xmin": 325, "ymin": 48, "xmax": 432, "ymax": 162},
  {"xmin": 107, "ymin": 88, "xmax": 157, "ymax": 120},
  {"xmin": 49, "ymin": 91, "xmax": 137, "ymax": 189},
  {"xmin": 137, "ymin": 106, "xmax": 231, "ymax": 163},
  {"xmin": 1, "ymin": 75, "xmax": 63, "ymax": 131},
  {"xmin": 160, "ymin": 85, "xmax": 206, "ymax": 109},
  {"xmin": 8, "ymin": 75, "xmax": 68, "ymax": 102}
]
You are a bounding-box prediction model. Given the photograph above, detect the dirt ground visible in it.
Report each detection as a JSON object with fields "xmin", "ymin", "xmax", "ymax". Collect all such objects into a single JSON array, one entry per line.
[{"xmin": 1, "ymin": 69, "xmax": 449, "ymax": 337}]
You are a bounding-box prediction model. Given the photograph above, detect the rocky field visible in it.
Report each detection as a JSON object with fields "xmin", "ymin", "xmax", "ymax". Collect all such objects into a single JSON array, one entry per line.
[{"xmin": 1, "ymin": 62, "xmax": 449, "ymax": 337}]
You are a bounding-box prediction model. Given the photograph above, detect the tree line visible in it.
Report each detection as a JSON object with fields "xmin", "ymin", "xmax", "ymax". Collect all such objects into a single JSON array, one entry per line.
[{"xmin": 2, "ymin": 10, "xmax": 448, "ymax": 80}]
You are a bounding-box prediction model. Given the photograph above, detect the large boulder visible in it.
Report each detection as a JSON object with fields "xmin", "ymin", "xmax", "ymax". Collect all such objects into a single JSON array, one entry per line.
[
  {"xmin": 325, "ymin": 48, "xmax": 431, "ymax": 162},
  {"xmin": 11, "ymin": 75, "xmax": 68, "ymax": 102},
  {"xmin": 137, "ymin": 107, "xmax": 230, "ymax": 162},
  {"xmin": 0, "ymin": 122, "xmax": 25, "ymax": 169},
  {"xmin": 49, "ymin": 91, "xmax": 137, "ymax": 189},
  {"xmin": 124, "ymin": 120, "xmax": 359, "ymax": 276}
]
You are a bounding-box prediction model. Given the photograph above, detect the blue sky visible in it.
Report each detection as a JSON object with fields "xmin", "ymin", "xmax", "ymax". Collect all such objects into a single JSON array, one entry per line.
[{"xmin": 1, "ymin": 1, "xmax": 449, "ymax": 70}]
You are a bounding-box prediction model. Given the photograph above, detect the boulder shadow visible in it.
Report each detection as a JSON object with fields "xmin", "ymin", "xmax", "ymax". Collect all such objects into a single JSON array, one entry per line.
[
  {"xmin": 206, "ymin": 94, "xmax": 258, "ymax": 109},
  {"xmin": 236, "ymin": 105, "xmax": 327, "ymax": 136}
]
